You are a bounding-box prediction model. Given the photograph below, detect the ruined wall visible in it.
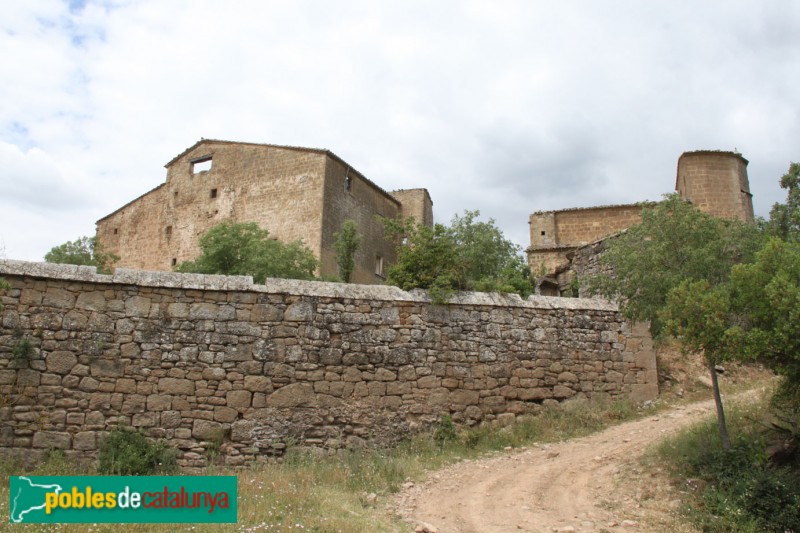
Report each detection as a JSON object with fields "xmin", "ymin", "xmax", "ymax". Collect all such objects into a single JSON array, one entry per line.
[
  {"xmin": 97, "ymin": 142, "xmax": 328, "ymax": 272},
  {"xmin": 0, "ymin": 261, "xmax": 657, "ymax": 468},
  {"xmin": 390, "ymin": 188, "xmax": 434, "ymax": 228},
  {"xmin": 319, "ymin": 158, "xmax": 401, "ymax": 285},
  {"xmin": 676, "ymin": 150, "xmax": 754, "ymax": 223},
  {"xmin": 527, "ymin": 204, "xmax": 645, "ymax": 274}
]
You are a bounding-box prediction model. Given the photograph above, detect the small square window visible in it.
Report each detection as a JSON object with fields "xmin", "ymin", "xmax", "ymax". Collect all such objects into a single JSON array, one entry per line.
[
  {"xmin": 191, "ymin": 156, "xmax": 212, "ymax": 174},
  {"xmin": 541, "ymin": 230, "xmax": 546, "ymax": 236},
  {"xmin": 113, "ymin": 228, "xmax": 118, "ymax": 235},
  {"xmin": 210, "ymin": 188, "xmax": 218, "ymax": 198}
]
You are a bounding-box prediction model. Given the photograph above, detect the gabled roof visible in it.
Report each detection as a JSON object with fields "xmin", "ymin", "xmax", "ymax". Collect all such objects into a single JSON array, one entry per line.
[{"xmin": 166, "ymin": 139, "xmax": 400, "ymax": 205}]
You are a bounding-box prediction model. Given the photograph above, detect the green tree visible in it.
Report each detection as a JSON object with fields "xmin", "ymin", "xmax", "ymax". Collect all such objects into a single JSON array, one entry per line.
[
  {"xmin": 333, "ymin": 219, "xmax": 360, "ymax": 282},
  {"xmin": 44, "ymin": 236, "xmax": 119, "ymax": 274},
  {"xmin": 661, "ymin": 280, "xmax": 736, "ymax": 448},
  {"xmin": 587, "ymin": 195, "xmax": 763, "ymax": 448},
  {"xmin": 384, "ymin": 210, "xmax": 533, "ymax": 303},
  {"xmin": 768, "ymin": 161, "xmax": 800, "ymax": 242},
  {"xmin": 587, "ymin": 194, "xmax": 763, "ymax": 336},
  {"xmin": 175, "ymin": 221, "xmax": 317, "ymax": 283},
  {"xmin": 729, "ymin": 238, "xmax": 800, "ymax": 402}
]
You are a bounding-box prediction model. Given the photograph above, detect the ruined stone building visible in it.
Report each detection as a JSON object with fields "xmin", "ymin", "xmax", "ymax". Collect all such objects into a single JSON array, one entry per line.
[
  {"xmin": 528, "ymin": 150, "xmax": 755, "ymax": 295},
  {"xmin": 96, "ymin": 140, "xmax": 433, "ymax": 284}
]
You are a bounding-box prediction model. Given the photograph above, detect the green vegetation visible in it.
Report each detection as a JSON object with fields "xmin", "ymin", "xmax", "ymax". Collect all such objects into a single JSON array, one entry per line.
[
  {"xmin": 586, "ymin": 194, "xmax": 763, "ymax": 337},
  {"xmin": 0, "ymin": 397, "xmax": 642, "ymax": 532},
  {"xmin": 767, "ymin": 160, "xmax": 800, "ymax": 242},
  {"xmin": 175, "ymin": 221, "xmax": 318, "ymax": 282},
  {"xmin": 97, "ymin": 426, "xmax": 177, "ymax": 475},
  {"xmin": 333, "ymin": 219, "xmax": 361, "ymax": 282},
  {"xmin": 44, "ymin": 236, "xmax": 119, "ymax": 274},
  {"xmin": 385, "ymin": 210, "xmax": 533, "ymax": 303},
  {"xmin": 655, "ymin": 396, "xmax": 800, "ymax": 533},
  {"xmin": 586, "ymin": 194, "xmax": 763, "ymax": 447}
]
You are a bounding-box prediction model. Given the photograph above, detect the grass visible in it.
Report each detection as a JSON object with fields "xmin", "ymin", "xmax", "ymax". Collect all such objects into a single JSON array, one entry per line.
[
  {"xmin": 0, "ymin": 396, "xmax": 649, "ymax": 532},
  {"xmin": 650, "ymin": 391, "xmax": 800, "ymax": 533}
]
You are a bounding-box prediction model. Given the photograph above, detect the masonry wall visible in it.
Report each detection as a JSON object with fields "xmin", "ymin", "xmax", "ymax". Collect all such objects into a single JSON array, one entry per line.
[
  {"xmin": 97, "ymin": 142, "xmax": 328, "ymax": 272},
  {"xmin": 390, "ymin": 188, "xmax": 434, "ymax": 228},
  {"xmin": 0, "ymin": 261, "xmax": 657, "ymax": 468},
  {"xmin": 319, "ymin": 158, "xmax": 401, "ymax": 285},
  {"xmin": 676, "ymin": 150, "xmax": 754, "ymax": 223}
]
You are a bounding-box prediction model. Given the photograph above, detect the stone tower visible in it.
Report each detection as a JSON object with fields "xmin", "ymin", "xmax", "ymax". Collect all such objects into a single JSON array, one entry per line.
[{"xmin": 676, "ymin": 150, "xmax": 754, "ymax": 222}]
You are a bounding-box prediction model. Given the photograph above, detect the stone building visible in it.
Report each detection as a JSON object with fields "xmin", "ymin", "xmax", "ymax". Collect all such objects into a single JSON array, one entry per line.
[
  {"xmin": 96, "ymin": 140, "xmax": 433, "ymax": 284},
  {"xmin": 528, "ymin": 150, "xmax": 754, "ymax": 295}
]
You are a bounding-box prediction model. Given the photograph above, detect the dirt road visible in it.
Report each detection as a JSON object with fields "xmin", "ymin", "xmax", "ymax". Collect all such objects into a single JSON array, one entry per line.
[{"xmin": 396, "ymin": 398, "xmax": 724, "ymax": 533}]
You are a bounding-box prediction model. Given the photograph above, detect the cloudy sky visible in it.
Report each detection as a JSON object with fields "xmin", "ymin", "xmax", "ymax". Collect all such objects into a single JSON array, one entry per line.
[{"xmin": 1, "ymin": 0, "xmax": 798, "ymax": 261}]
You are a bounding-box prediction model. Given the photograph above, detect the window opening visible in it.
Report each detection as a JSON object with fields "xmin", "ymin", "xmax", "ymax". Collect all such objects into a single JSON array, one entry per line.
[
  {"xmin": 210, "ymin": 188, "xmax": 218, "ymax": 198},
  {"xmin": 165, "ymin": 226, "xmax": 173, "ymax": 240},
  {"xmin": 345, "ymin": 176, "xmax": 352, "ymax": 192},
  {"xmin": 113, "ymin": 228, "xmax": 118, "ymax": 235},
  {"xmin": 375, "ymin": 255, "xmax": 384, "ymax": 277},
  {"xmin": 541, "ymin": 230, "xmax": 546, "ymax": 236},
  {"xmin": 191, "ymin": 155, "xmax": 212, "ymax": 174},
  {"xmin": 171, "ymin": 258, "xmax": 177, "ymax": 267}
]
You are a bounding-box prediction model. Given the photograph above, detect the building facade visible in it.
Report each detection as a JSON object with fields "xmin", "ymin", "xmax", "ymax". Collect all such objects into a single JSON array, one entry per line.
[
  {"xmin": 96, "ymin": 140, "xmax": 433, "ymax": 284},
  {"xmin": 527, "ymin": 150, "xmax": 755, "ymax": 294}
]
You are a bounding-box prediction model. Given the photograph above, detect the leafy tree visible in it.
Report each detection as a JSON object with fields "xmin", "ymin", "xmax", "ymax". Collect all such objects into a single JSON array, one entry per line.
[
  {"xmin": 661, "ymin": 280, "xmax": 736, "ymax": 448},
  {"xmin": 384, "ymin": 210, "xmax": 533, "ymax": 303},
  {"xmin": 729, "ymin": 238, "xmax": 800, "ymax": 403},
  {"xmin": 175, "ymin": 221, "xmax": 317, "ymax": 283},
  {"xmin": 333, "ymin": 219, "xmax": 360, "ymax": 282},
  {"xmin": 587, "ymin": 195, "xmax": 763, "ymax": 448},
  {"xmin": 768, "ymin": 161, "xmax": 800, "ymax": 242},
  {"xmin": 44, "ymin": 236, "xmax": 119, "ymax": 274},
  {"xmin": 587, "ymin": 194, "xmax": 763, "ymax": 336}
]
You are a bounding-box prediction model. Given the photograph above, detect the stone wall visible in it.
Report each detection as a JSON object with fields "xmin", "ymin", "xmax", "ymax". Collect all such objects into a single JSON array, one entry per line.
[
  {"xmin": 676, "ymin": 150, "xmax": 754, "ymax": 223},
  {"xmin": 96, "ymin": 140, "xmax": 431, "ymax": 284},
  {"xmin": 0, "ymin": 261, "xmax": 657, "ymax": 468}
]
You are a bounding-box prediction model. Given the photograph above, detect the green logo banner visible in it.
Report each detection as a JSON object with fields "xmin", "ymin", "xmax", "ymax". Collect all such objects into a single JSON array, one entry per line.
[{"xmin": 9, "ymin": 476, "xmax": 237, "ymax": 524}]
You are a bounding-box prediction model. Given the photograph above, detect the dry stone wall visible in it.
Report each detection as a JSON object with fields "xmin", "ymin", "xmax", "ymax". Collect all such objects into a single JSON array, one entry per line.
[{"xmin": 0, "ymin": 261, "xmax": 657, "ymax": 468}]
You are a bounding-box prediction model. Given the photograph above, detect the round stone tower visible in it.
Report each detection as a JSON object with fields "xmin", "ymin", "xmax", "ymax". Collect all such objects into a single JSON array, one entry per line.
[{"xmin": 676, "ymin": 150, "xmax": 754, "ymax": 222}]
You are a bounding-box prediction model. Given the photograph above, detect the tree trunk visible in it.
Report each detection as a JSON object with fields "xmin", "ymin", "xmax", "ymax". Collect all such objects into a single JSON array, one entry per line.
[{"xmin": 709, "ymin": 362, "xmax": 732, "ymax": 450}]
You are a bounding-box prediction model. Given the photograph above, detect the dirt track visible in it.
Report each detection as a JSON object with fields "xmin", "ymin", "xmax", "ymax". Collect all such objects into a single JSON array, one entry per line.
[{"xmin": 396, "ymin": 398, "xmax": 725, "ymax": 533}]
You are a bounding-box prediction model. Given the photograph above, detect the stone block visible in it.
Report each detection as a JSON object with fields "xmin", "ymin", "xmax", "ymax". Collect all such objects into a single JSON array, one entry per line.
[
  {"xmin": 214, "ymin": 406, "xmax": 239, "ymax": 423},
  {"xmin": 267, "ymin": 382, "xmax": 315, "ymax": 408},
  {"xmin": 90, "ymin": 359, "xmax": 124, "ymax": 378},
  {"xmin": 46, "ymin": 351, "xmax": 77, "ymax": 375},
  {"xmin": 192, "ymin": 419, "xmax": 224, "ymax": 440},
  {"xmin": 146, "ymin": 395, "xmax": 172, "ymax": 411},
  {"xmin": 243, "ymin": 375, "xmax": 272, "ymax": 392},
  {"xmin": 73, "ymin": 431, "xmax": 96, "ymax": 450},
  {"xmin": 33, "ymin": 431, "xmax": 71, "ymax": 449},
  {"xmin": 226, "ymin": 390, "xmax": 252, "ymax": 410},
  {"xmin": 161, "ymin": 411, "xmax": 182, "ymax": 429},
  {"xmin": 158, "ymin": 377, "xmax": 195, "ymax": 395}
]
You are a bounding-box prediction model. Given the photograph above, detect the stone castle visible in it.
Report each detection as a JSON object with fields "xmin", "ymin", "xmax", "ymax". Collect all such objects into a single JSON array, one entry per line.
[
  {"xmin": 0, "ymin": 143, "xmax": 759, "ymax": 467},
  {"xmin": 96, "ymin": 140, "xmax": 433, "ymax": 284},
  {"xmin": 97, "ymin": 142, "xmax": 754, "ymax": 291},
  {"xmin": 527, "ymin": 150, "xmax": 755, "ymax": 295}
]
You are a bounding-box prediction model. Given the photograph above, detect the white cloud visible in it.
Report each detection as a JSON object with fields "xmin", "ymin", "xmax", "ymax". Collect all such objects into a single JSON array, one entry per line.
[{"xmin": 0, "ymin": 0, "xmax": 799, "ymax": 261}]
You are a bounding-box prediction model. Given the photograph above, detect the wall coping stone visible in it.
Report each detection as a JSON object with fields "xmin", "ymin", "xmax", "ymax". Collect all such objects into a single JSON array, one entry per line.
[{"xmin": 0, "ymin": 259, "xmax": 617, "ymax": 311}]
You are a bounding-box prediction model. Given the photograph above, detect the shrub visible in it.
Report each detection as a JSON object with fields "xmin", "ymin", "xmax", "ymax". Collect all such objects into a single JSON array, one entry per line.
[{"xmin": 98, "ymin": 427, "xmax": 177, "ymax": 475}]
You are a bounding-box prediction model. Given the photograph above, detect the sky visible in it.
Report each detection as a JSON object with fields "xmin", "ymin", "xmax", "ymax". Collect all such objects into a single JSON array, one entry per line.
[{"xmin": 1, "ymin": 0, "xmax": 799, "ymax": 261}]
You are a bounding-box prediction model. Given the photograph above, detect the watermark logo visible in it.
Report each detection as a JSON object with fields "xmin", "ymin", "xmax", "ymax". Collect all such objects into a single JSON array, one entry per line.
[{"xmin": 9, "ymin": 476, "xmax": 237, "ymax": 524}]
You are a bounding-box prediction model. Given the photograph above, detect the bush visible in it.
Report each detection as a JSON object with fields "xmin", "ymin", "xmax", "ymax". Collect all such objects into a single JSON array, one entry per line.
[
  {"xmin": 98, "ymin": 427, "xmax": 177, "ymax": 475},
  {"xmin": 659, "ymin": 405, "xmax": 800, "ymax": 533}
]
